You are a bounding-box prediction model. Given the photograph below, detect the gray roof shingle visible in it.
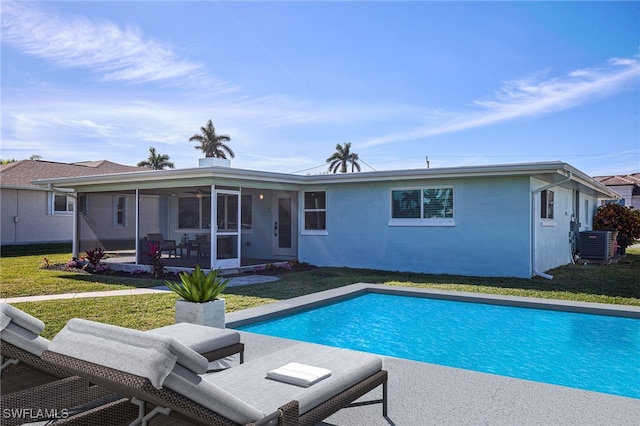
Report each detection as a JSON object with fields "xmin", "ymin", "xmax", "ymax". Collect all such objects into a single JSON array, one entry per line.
[{"xmin": 0, "ymin": 160, "xmax": 145, "ymax": 188}]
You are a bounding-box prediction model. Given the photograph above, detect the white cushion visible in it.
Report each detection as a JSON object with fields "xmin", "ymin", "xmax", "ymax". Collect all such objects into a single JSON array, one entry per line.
[
  {"xmin": 1, "ymin": 322, "xmax": 50, "ymax": 356},
  {"xmin": 49, "ymin": 318, "xmax": 208, "ymax": 388},
  {"xmin": 0, "ymin": 303, "xmax": 45, "ymax": 334},
  {"xmin": 147, "ymin": 322, "xmax": 240, "ymax": 354},
  {"xmin": 267, "ymin": 362, "xmax": 331, "ymax": 387}
]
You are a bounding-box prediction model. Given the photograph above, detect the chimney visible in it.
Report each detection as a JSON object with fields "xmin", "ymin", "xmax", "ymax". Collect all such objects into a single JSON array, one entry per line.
[{"xmin": 199, "ymin": 158, "xmax": 231, "ymax": 167}]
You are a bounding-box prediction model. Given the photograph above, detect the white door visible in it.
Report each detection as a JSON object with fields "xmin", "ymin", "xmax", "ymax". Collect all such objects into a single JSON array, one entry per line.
[
  {"xmin": 214, "ymin": 189, "xmax": 241, "ymax": 269},
  {"xmin": 272, "ymin": 191, "xmax": 297, "ymax": 258}
]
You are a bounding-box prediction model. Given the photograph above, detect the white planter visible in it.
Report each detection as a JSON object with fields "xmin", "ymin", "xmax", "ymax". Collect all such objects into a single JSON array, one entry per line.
[{"xmin": 175, "ymin": 298, "xmax": 226, "ymax": 329}]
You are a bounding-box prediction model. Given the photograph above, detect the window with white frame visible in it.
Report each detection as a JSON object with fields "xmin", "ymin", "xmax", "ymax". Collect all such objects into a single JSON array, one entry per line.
[
  {"xmin": 114, "ymin": 196, "xmax": 127, "ymax": 227},
  {"xmin": 51, "ymin": 193, "xmax": 74, "ymax": 214},
  {"xmin": 303, "ymin": 191, "xmax": 326, "ymax": 231},
  {"xmin": 541, "ymin": 190, "xmax": 554, "ymax": 219},
  {"xmin": 178, "ymin": 196, "xmax": 211, "ymax": 229},
  {"xmin": 390, "ymin": 187, "xmax": 454, "ymax": 225}
]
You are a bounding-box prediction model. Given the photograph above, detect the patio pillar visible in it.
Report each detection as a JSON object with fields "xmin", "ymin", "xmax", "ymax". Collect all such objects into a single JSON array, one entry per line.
[{"xmin": 135, "ymin": 188, "xmax": 140, "ymax": 265}]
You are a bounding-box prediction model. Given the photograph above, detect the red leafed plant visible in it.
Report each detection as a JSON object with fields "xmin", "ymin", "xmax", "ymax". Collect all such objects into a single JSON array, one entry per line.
[
  {"xmin": 145, "ymin": 241, "xmax": 165, "ymax": 278},
  {"xmin": 85, "ymin": 247, "xmax": 106, "ymax": 269},
  {"xmin": 593, "ymin": 203, "xmax": 640, "ymax": 248}
]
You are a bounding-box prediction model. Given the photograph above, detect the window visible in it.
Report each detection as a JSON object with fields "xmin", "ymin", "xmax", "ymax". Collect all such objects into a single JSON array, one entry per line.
[
  {"xmin": 584, "ymin": 199, "xmax": 589, "ymax": 226},
  {"xmin": 390, "ymin": 187, "xmax": 454, "ymax": 226},
  {"xmin": 541, "ymin": 190, "xmax": 554, "ymax": 219},
  {"xmin": 304, "ymin": 191, "xmax": 326, "ymax": 231},
  {"xmin": 178, "ymin": 196, "xmax": 211, "ymax": 229},
  {"xmin": 52, "ymin": 194, "xmax": 74, "ymax": 214},
  {"xmin": 114, "ymin": 196, "xmax": 127, "ymax": 227},
  {"xmin": 241, "ymin": 194, "xmax": 252, "ymax": 231},
  {"xmin": 78, "ymin": 194, "xmax": 88, "ymax": 215}
]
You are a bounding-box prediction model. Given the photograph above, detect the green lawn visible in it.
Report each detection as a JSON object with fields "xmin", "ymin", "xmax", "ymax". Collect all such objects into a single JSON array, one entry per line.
[{"xmin": 2, "ymin": 245, "xmax": 638, "ymax": 339}]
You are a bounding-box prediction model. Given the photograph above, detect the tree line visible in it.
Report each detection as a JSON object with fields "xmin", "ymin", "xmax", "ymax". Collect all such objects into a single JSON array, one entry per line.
[{"xmin": 138, "ymin": 119, "xmax": 361, "ymax": 173}]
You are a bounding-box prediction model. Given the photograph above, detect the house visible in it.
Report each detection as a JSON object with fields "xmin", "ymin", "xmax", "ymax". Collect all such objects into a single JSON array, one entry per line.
[
  {"xmin": 31, "ymin": 160, "xmax": 619, "ymax": 278},
  {"xmin": 593, "ymin": 173, "xmax": 640, "ymax": 210},
  {"xmin": 0, "ymin": 160, "xmax": 145, "ymax": 245}
]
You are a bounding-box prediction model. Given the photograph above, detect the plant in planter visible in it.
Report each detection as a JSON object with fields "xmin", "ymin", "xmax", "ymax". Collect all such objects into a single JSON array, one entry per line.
[{"xmin": 165, "ymin": 265, "xmax": 230, "ymax": 328}]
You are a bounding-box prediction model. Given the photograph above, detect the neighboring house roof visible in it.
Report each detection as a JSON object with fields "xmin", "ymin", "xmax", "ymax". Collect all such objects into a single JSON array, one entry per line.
[
  {"xmin": 31, "ymin": 160, "xmax": 621, "ymax": 200},
  {"xmin": 0, "ymin": 160, "xmax": 145, "ymax": 189},
  {"xmin": 594, "ymin": 173, "xmax": 640, "ymax": 194},
  {"xmin": 594, "ymin": 173, "xmax": 640, "ymax": 186}
]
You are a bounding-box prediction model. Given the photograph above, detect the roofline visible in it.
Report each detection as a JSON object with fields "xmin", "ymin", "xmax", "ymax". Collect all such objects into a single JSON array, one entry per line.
[
  {"xmin": 1, "ymin": 184, "xmax": 51, "ymax": 192},
  {"xmin": 31, "ymin": 161, "xmax": 619, "ymax": 199}
]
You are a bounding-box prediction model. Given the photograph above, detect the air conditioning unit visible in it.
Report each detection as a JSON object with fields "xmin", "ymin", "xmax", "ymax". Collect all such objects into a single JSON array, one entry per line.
[{"xmin": 579, "ymin": 231, "xmax": 614, "ymax": 260}]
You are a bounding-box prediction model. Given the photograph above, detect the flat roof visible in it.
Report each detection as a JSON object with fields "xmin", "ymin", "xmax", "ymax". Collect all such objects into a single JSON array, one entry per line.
[{"xmin": 32, "ymin": 161, "xmax": 619, "ymax": 199}]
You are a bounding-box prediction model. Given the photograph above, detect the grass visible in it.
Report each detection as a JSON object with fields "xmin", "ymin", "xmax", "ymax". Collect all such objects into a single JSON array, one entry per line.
[{"xmin": 2, "ymin": 245, "xmax": 638, "ymax": 340}]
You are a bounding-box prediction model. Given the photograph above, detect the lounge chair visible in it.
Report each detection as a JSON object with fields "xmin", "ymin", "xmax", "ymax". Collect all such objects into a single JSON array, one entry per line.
[
  {"xmin": 1, "ymin": 303, "xmax": 244, "ymax": 395},
  {"xmin": 1, "ymin": 304, "xmax": 245, "ymax": 425},
  {"xmin": 43, "ymin": 318, "xmax": 389, "ymax": 425},
  {"xmin": 146, "ymin": 233, "xmax": 177, "ymax": 258}
]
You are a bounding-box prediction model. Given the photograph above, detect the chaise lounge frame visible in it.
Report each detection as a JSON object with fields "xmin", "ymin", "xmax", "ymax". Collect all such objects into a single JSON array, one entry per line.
[{"xmin": 42, "ymin": 350, "xmax": 388, "ymax": 426}]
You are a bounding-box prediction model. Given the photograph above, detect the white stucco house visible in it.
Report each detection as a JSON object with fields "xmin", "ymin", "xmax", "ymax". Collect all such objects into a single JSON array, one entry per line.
[
  {"xmin": 594, "ymin": 173, "xmax": 640, "ymax": 210},
  {"xmin": 0, "ymin": 160, "xmax": 144, "ymax": 245},
  {"xmin": 32, "ymin": 160, "xmax": 619, "ymax": 278}
]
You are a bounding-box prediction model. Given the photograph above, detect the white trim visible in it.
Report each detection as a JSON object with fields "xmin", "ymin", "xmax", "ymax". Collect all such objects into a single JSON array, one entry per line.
[
  {"xmin": 113, "ymin": 195, "xmax": 127, "ymax": 227},
  {"xmin": 389, "ymin": 185, "xmax": 455, "ymax": 225},
  {"xmin": 388, "ymin": 219, "xmax": 456, "ymax": 227},
  {"xmin": 540, "ymin": 220, "xmax": 557, "ymax": 227},
  {"xmin": 302, "ymin": 190, "xmax": 327, "ymax": 233},
  {"xmin": 301, "ymin": 230, "xmax": 329, "ymax": 236},
  {"xmin": 50, "ymin": 193, "xmax": 75, "ymax": 215}
]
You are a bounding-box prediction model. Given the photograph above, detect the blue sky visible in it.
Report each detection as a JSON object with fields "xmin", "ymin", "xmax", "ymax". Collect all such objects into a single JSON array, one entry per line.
[{"xmin": 1, "ymin": 1, "xmax": 638, "ymax": 176}]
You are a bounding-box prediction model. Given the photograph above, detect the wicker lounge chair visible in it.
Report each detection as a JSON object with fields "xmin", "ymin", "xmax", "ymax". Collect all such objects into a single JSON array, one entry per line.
[
  {"xmin": 43, "ymin": 318, "xmax": 389, "ymax": 426},
  {"xmin": 1, "ymin": 304, "xmax": 245, "ymax": 425},
  {"xmin": 1, "ymin": 303, "xmax": 244, "ymax": 395}
]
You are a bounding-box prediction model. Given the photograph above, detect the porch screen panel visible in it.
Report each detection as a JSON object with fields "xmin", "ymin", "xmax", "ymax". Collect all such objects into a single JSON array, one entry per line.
[{"xmin": 77, "ymin": 191, "xmax": 137, "ymax": 256}]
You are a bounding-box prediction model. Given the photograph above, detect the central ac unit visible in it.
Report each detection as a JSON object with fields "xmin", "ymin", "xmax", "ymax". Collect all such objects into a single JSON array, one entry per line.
[{"xmin": 579, "ymin": 231, "xmax": 613, "ymax": 260}]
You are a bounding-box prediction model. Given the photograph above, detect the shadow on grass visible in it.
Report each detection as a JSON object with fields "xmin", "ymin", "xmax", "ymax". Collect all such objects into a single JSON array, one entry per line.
[
  {"xmin": 50, "ymin": 271, "xmax": 166, "ymax": 289},
  {"xmin": 1, "ymin": 243, "xmax": 72, "ymax": 257}
]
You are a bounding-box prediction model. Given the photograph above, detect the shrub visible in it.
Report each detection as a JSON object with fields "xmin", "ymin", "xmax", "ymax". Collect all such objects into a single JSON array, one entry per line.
[
  {"xmin": 85, "ymin": 248, "xmax": 106, "ymax": 269},
  {"xmin": 145, "ymin": 241, "xmax": 165, "ymax": 278},
  {"xmin": 593, "ymin": 203, "xmax": 640, "ymax": 247},
  {"xmin": 165, "ymin": 265, "xmax": 228, "ymax": 303}
]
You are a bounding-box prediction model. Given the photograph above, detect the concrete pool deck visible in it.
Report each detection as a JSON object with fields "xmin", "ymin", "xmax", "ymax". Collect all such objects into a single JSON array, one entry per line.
[{"xmin": 226, "ymin": 283, "xmax": 640, "ymax": 425}]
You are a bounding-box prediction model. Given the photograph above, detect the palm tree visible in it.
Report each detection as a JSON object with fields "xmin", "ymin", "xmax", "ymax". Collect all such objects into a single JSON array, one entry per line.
[
  {"xmin": 189, "ymin": 119, "xmax": 234, "ymax": 159},
  {"xmin": 137, "ymin": 147, "xmax": 175, "ymax": 170},
  {"xmin": 326, "ymin": 142, "xmax": 361, "ymax": 173}
]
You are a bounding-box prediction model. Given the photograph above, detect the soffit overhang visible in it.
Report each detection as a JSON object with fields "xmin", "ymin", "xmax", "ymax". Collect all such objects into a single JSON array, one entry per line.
[{"xmin": 32, "ymin": 161, "xmax": 619, "ymax": 200}]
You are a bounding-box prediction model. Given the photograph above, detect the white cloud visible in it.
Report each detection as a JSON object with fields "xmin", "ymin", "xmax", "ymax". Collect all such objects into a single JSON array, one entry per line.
[
  {"xmin": 1, "ymin": 1, "xmax": 204, "ymax": 85},
  {"xmin": 361, "ymin": 56, "xmax": 640, "ymax": 148}
]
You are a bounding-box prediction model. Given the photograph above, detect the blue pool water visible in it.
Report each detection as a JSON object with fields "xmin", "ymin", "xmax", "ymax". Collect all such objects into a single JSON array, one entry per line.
[{"xmin": 238, "ymin": 293, "xmax": 640, "ymax": 399}]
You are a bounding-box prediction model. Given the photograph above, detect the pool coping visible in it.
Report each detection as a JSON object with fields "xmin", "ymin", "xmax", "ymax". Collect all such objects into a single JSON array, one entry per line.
[
  {"xmin": 226, "ymin": 284, "xmax": 640, "ymax": 423},
  {"xmin": 226, "ymin": 282, "xmax": 640, "ymax": 328}
]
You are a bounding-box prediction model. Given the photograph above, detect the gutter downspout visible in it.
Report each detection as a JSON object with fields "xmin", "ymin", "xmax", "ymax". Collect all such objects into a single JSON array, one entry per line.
[{"xmin": 531, "ymin": 171, "xmax": 573, "ymax": 280}]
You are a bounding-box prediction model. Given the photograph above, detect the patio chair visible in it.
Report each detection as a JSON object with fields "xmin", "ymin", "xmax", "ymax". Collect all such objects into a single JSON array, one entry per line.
[
  {"xmin": 1, "ymin": 305, "xmax": 245, "ymax": 425},
  {"xmin": 43, "ymin": 318, "xmax": 389, "ymax": 426},
  {"xmin": 1, "ymin": 304, "xmax": 244, "ymax": 395},
  {"xmin": 146, "ymin": 233, "xmax": 177, "ymax": 258}
]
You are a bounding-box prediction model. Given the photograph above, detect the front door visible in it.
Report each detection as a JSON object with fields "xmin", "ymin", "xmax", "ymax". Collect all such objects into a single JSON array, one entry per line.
[
  {"xmin": 272, "ymin": 191, "xmax": 297, "ymax": 258},
  {"xmin": 214, "ymin": 189, "xmax": 240, "ymax": 269}
]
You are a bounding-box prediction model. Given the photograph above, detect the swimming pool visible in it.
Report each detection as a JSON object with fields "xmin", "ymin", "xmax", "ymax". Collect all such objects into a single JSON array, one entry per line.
[{"xmin": 237, "ymin": 291, "xmax": 640, "ymax": 399}]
